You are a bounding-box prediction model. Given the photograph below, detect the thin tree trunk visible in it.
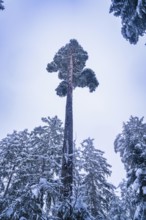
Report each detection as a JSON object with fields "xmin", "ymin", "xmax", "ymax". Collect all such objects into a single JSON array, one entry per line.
[
  {"xmin": 61, "ymin": 55, "xmax": 73, "ymax": 200},
  {"xmin": 3, "ymin": 165, "xmax": 15, "ymax": 198}
]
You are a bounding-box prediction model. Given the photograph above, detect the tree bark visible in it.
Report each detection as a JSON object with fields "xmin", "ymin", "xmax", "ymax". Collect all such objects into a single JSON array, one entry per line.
[{"xmin": 61, "ymin": 55, "xmax": 73, "ymax": 200}]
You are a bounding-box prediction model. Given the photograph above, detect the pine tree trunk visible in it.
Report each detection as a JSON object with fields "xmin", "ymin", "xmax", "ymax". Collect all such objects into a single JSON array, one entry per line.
[{"xmin": 61, "ymin": 55, "xmax": 73, "ymax": 200}]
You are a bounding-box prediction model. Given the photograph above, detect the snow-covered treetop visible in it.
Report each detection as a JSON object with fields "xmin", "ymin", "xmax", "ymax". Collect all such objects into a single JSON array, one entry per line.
[{"xmin": 46, "ymin": 39, "xmax": 99, "ymax": 96}]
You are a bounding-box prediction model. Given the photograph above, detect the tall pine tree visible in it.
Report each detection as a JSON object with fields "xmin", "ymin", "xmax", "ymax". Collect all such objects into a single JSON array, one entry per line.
[{"xmin": 46, "ymin": 39, "xmax": 99, "ymax": 216}]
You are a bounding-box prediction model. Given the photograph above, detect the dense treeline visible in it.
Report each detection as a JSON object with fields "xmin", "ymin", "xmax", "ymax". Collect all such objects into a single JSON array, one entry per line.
[
  {"xmin": 0, "ymin": 115, "xmax": 146, "ymax": 219},
  {"xmin": 0, "ymin": 116, "xmax": 113, "ymax": 219}
]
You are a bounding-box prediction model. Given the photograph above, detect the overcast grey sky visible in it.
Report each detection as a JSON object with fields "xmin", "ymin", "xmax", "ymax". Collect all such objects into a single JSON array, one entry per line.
[{"xmin": 0, "ymin": 0, "xmax": 146, "ymax": 186}]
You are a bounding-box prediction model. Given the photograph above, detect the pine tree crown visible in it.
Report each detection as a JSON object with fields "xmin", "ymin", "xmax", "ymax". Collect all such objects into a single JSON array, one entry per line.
[{"xmin": 46, "ymin": 39, "xmax": 99, "ymax": 96}]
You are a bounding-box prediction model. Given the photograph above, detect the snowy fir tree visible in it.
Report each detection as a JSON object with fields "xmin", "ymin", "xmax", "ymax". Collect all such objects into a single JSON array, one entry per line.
[
  {"xmin": 0, "ymin": 116, "xmax": 64, "ymax": 219},
  {"xmin": 0, "ymin": 0, "xmax": 4, "ymax": 10},
  {"xmin": 0, "ymin": 129, "xmax": 31, "ymax": 218},
  {"xmin": 118, "ymin": 179, "xmax": 136, "ymax": 219},
  {"xmin": 114, "ymin": 116, "xmax": 146, "ymax": 219},
  {"xmin": 46, "ymin": 39, "xmax": 99, "ymax": 219},
  {"xmin": 107, "ymin": 193, "xmax": 125, "ymax": 220},
  {"xmin": 107, "ymin": 179, "xmax": 136, "ymax": 220},
  {"xmin": 75, "ymin": 138, "xmax": 115, "ymax": 220},
  {"xmin": 110, "ymin": 0, "xmax": 146, "ymax": 44},
  {"xmin": 107, "ymin": 179, "xmax": 137, "ymax": 220}
]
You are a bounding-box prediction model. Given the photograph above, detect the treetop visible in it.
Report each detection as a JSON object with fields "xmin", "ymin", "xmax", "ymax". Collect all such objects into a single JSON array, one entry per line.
[{"xmin": 46, "ymin": 39, "xmax": 99, "ymax": 96}]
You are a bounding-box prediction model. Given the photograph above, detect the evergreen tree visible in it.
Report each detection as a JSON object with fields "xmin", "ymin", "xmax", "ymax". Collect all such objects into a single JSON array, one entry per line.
[
  {"xmin": 46, "ymin": 39, "xmax": 99, "ymax": 218},
  {"xmin": 109, "ymin": 0, "xmax": 146, "ymax": 44},
  {"xmin": 114, "ymin": 116, "xmax": 146, "ymax": 220},
  {"xmin": 118, "ymin": 180, "xmax": 136, "ymax": 219},
  {"xmin": 0, "ymin": 130, "xmax": 29, "ymax": 212},
  {"xmin": 76, "ymin": 138, "xmax": 114, "ymax": 219},
  {"xmin": 0, "ymin": 116, "xmax": 64, "ymax": 219},
  {"xmin": 107, "ymin": 194, "xmax": 124, "ymax": 220},
  {"xmin": 108, "ymin": 179, "xmax": 136, "ymax": 220}
]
